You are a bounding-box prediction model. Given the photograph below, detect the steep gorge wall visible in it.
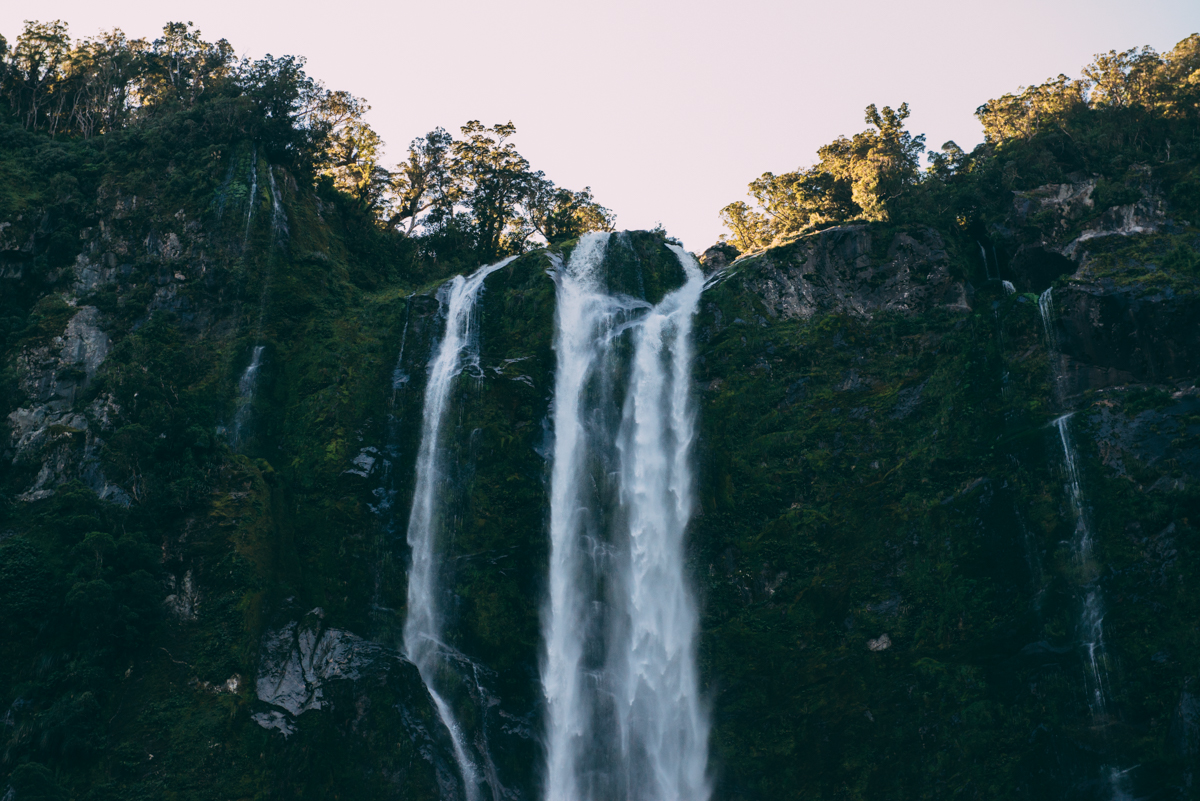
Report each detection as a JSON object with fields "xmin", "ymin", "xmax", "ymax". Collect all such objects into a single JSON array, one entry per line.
[{"xmin": 1, "ymin": 122, "xmax": 1199, "ymax": 801}]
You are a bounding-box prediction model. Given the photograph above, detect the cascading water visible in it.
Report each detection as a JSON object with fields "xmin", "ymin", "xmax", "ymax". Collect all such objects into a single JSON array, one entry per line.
[
  {"xmin": 244, "ymin": 145, "xmax": 258, "ymax": 244},
  {"xmin": 1053, "ymin": 413, "xmax": 1109, "ymax": 717},
  {"xmin": 615, "ymin": 243, "xmax": 709, "ymax": 801},
  {"xmin": 268, "ymin": 165, "xmax": 289, "ymax": 243},
  {"xmin": 1039, "ymin": 292, "xmax": 1111, "ymax": 710},
  {"xmin": 229, "ymin": 345, "xmax": 265, "ymax": 448},
  {"xmin": 542, "ymin": 232, "xmax": 709, "ymax": 801},
  {"xmin": 404, "ymin": 256, "xmax": 516, "ymax": 801},
  {"xmin": 1040, "ymin": 290, "xmax": 1128, "ymax": 796},
  {"xmin": 978, "ymin": 242, "xmax": 992, "ymax": 280}
]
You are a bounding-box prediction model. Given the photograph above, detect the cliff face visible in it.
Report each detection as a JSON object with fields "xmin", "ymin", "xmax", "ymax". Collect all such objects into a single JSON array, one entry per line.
[{"xmin": 1, "ymin": 118, "xmax": 1199, "ymax": 801}]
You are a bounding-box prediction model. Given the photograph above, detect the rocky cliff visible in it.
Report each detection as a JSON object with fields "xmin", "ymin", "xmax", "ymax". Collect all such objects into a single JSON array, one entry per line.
[{"xmin": 2, "ymin": 119, "xmax": 1199, "ymax": 801}]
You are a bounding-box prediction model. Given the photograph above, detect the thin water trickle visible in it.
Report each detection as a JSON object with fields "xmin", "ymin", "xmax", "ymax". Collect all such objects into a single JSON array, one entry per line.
[
  {"xmin": 268, "ymin": 165, "xmax": 289, "ymax": 242},
  {"xmin": 1051, "ymin": 411, "xmax": 1111, "ymax": 723},
  {"xmin": 244, "ymin": 146, "xmax": 258, "ymax": 244},
  {"xmin": 978, "ymin": 242, "xmax": 992, "ymax": 280},
  {"xmin": 403, "ymin": 256, "xmax": 516, "ymax": 801},
  {"xmin": 1038, "ymin": 287, "xmax": 1057, "ymax": 351},
  {"xmin": 542, "ymin": 233, "xmax": 709, "ymax": 801},
  {"xmin": 229, "ymin": 345, "xmax": 265, "ymax": 448}
]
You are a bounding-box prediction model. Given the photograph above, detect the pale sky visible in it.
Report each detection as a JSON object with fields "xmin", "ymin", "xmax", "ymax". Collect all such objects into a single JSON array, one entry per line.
[{"xmin": 3, "ymin": 1, "xmax": 1198, "ymax": 250}]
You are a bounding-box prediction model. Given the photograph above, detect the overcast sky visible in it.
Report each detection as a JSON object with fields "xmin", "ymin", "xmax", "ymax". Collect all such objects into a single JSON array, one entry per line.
[{"xmin": 3, "ymin": 0, "xmax": 1198, "ymax": 250}]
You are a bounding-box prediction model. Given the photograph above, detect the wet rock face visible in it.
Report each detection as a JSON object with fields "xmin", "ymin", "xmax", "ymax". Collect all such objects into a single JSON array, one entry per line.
[
  {"xmin": 1053, "ymin": 284, "xmax": 1200, "ymax": 395},
  {"xmin": 1091, "ymin": 390, "xmax": 1200, "ymax": 488},
  {"xmin": 735, "ymin": 225, "xmax": 969, "ymax": 320},
  {"xmin": 1007, "ymin": 245, "xmax": 1076, "ymax": 294},
  {"xmin": 252, "ymin": 611, "xmax": 460, "ymax": 797},
  {"xmin": 5, "ymin": 306, "xmax": 127, "ymax": 503},
  {"xmin": 1012, "ymin": 179, "xmax": 1097, "ymax": 232},
  {"xmin": 15, "ymin": 306, "xmax": 109, "ymax": 410},
  {"xmin": 700, "ymin": 242, "xmax": 740, "ymax": 273},
  {"xmin": 255, "ymin": 612, "xmax": 391, "ymax": 717}
]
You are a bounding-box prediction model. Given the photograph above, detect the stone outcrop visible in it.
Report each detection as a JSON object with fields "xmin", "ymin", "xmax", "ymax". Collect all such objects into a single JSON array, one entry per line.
[
  {"xmin": 729, "ymin": 225, "xmax": 970, "ymax": 320},
  {"xmin": 5, "ymin": 305, "xmax": 127, "ymax": 503},
  {"xmin": 255, "ymin": 610, "xmax": 393, "ymax": 718},
  {"xmin": 1053, "ymin": 283, "xmax": 1200, "ymax": 396}
]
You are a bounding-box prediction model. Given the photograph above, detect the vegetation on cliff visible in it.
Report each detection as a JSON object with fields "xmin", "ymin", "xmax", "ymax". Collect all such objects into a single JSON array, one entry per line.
[
  {"xmin": 0, "ymin": 19, "xmax": 1198, "ymax": 801},
  {"xmin": 720, "ymin": 34, "xmax": 1200, "ymax": 256}
]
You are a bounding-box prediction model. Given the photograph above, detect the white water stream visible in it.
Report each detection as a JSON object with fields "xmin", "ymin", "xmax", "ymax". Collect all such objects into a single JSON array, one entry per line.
[
  {"xmin": 542, "ymin": 232, "xmax": 709, "ymax": 801},
  {"xmin": 244, "ymin": 145, "xmax": 258, "ymax": 244},
  {"xmin": 403, "ymin": 256, "xmax": 515, "ymax": 801},
  {"xmin": 1039, "ymin": 290, "xmax": 1113, "ymax": 726},
  {"xmin": 229, "ymin": 344, "xmax": 265, "ymax": 448}
]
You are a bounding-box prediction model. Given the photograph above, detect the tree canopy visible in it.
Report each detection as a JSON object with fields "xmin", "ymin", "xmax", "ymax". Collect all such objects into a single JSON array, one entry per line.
[
  {"xmin": 721, "ymin": 34, "xmax": 1200, "ymax": 254},
  {"xmin": 0, "ymin": 19, "xmax": 615, "ymax": 267}
]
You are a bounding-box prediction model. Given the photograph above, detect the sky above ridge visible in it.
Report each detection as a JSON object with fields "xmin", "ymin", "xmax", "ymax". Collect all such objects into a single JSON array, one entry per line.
[{"xmin": 3, "ymin": 1, "xmax": 1198, "ymax": 251}]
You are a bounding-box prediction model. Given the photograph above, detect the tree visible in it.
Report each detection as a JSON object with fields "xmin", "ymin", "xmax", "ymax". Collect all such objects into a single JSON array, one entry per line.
[
  {"xmin": 720, "ymin": 102, "xmax": 925, "ymax": 248},
  {"xmin": 450, "ymin": 120, "xmax": 535, "ymax": 260},
  {"xmin": 718, "ymin": 200, "xmax": 771, "ymax": 253},
  {"xmin": 522, "ymin": 174, "xmax": 615, "ymax": 245},
  {"xmin": 140, "ymin": 21, "xmax": 234, "ymax": 110},
  {"xmin": 385, "ymin": 127, "xmax": 457, "ymax": 234},
  {"xmin": 976, "ymin": 75, "xmax": 1087, "ymax": 144},
  {"xmin": 61, "ymin": 29, "xmax": 146, "ymax": 138},
  {"xmin": 849, "ymin": 103, "xmax": 926, "ymax": 221},
  {"xmin": 4, "ymin": 20, "xmax": 71, "ymax": 131},
  {"xmin": 309, "ymin": 90, "xmax": 388, "ymax": 204}
]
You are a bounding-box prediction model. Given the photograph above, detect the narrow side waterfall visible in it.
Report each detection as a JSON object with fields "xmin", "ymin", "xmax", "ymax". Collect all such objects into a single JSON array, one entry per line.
[
  {"xmin": 1053, "ymin": 414, "xmax": 1110, "ymax": 717},
  {"xmin": 1039, "ymin": 293, "xmax": 1112, "ymax": 722},
  {"xmin": 404, "ymin": 257, "xmax": 516, "ymax": 801},
  {"xmin": 244, "ymin": 145, "xmax": 258, "ymax": 244},
  {"xmin": 1038, "ymin": 288, "xmax": 1064, "ymax": 406},
  {"xmin": 268, "ymin": 165, "xmax": 289, "ymax": 243},
  {"xmin": 542, "ymin": 232, "xmax": 709, "ymax": 801},
  {"xmin": 229, "ymin": 344, "xmax": 265, "ymax": 447},
  {"xmin": 978, "ymin": 242, "xmax": 992, "ymax": 280}
]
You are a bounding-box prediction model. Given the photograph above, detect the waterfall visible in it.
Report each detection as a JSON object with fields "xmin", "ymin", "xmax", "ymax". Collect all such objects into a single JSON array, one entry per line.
[
  {"xmin": 1040, "ymin": 293, "xmax": 1112, "ymax": 718},
  {"xmin": 1038, "ymin": 287, "xmax": 1064, "ymax": 406},
  {"xmin": 1037, "ymin": 287, "xmax": 1057, "ymax": 351},
  {"xmin": 403, "ymin": 256, "xmax": 516, "ymax": 801},
  {"xmin": 244, "ymin": 145, "xmax": 258, "ymax": 244},
  {"xmin": 616, "ymin": 243, "xmax": 709, "ymax": 801},
  {"xmin": 542, "ymin": 232, "xmax": 709, "ymax": 801},
  {"xmin": 268, "ymin": 165, "xmax": 290, "ymax": 243},
  {"xmin": 229, "ymin": 345, "xmax": 265, "ymax": 448},
  {"xmin": 1053, "ymin": 413, "xmax": 1109, "ymax": 717},
  {"xmin": 1002, "ymin": 280, "xmax": 1016, "ymax": 295},
  {"xmin": 978, "ymin": 242, "xmax": 992, "ymax": 280},
  {"xmin": 1039, "ymin": 286, "xmax": 1131, "ymax": 798}
]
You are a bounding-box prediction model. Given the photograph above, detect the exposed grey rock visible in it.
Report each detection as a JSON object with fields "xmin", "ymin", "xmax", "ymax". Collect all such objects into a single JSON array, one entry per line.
[
  {"xmin": 164, "ymin": 570, "xmax": 200, "ymax": 620},
  {"xmin": 730, "ymin": 225, "xmax": 969, "ymax": 320},
  {"xmin": 1171, "ymin": 689, "xmax": 1200, "ymax": 758},
  {"xmin": 867, "ymin": 633, "xmax": 892, "ymax": 651},
  {"xmin": 1012, "ymin": 180, "xmax": 1097, "ymax": 231},
  {"xmin": 61, "ymin": 306, "xmax": 110, "ymax": 380},
  {"xmin": 889, "ymin": 380, "xmax": 928, "ymax": 420},
  {"xmin": 700, "ymin": 242, "xmax": 739, "ymax": 273},
  {"xmin": 1052, "ymin": 283, "xmax": 1200, "ymax": 395},
  {"xmin": 344, "ymin": 447, "xmax": 379, "ymax": 478},
  {"xmin": 251, "ymin": 710, "xmax": 296, "ymax": 738},
  {"xmin": 1063, "ymin": 195, "xmax": 1168, "ymax": 258},
  {"xmin": 1092, "ymin": 390, "xmax": 1200, "ymax": 484},
  {"xmin": 255, "ymin": 611, "xmax": 390, "ymax": 717},
  {"xmin": 837, "ymin": 369, "xmax": 876, "ymax": 393}
]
